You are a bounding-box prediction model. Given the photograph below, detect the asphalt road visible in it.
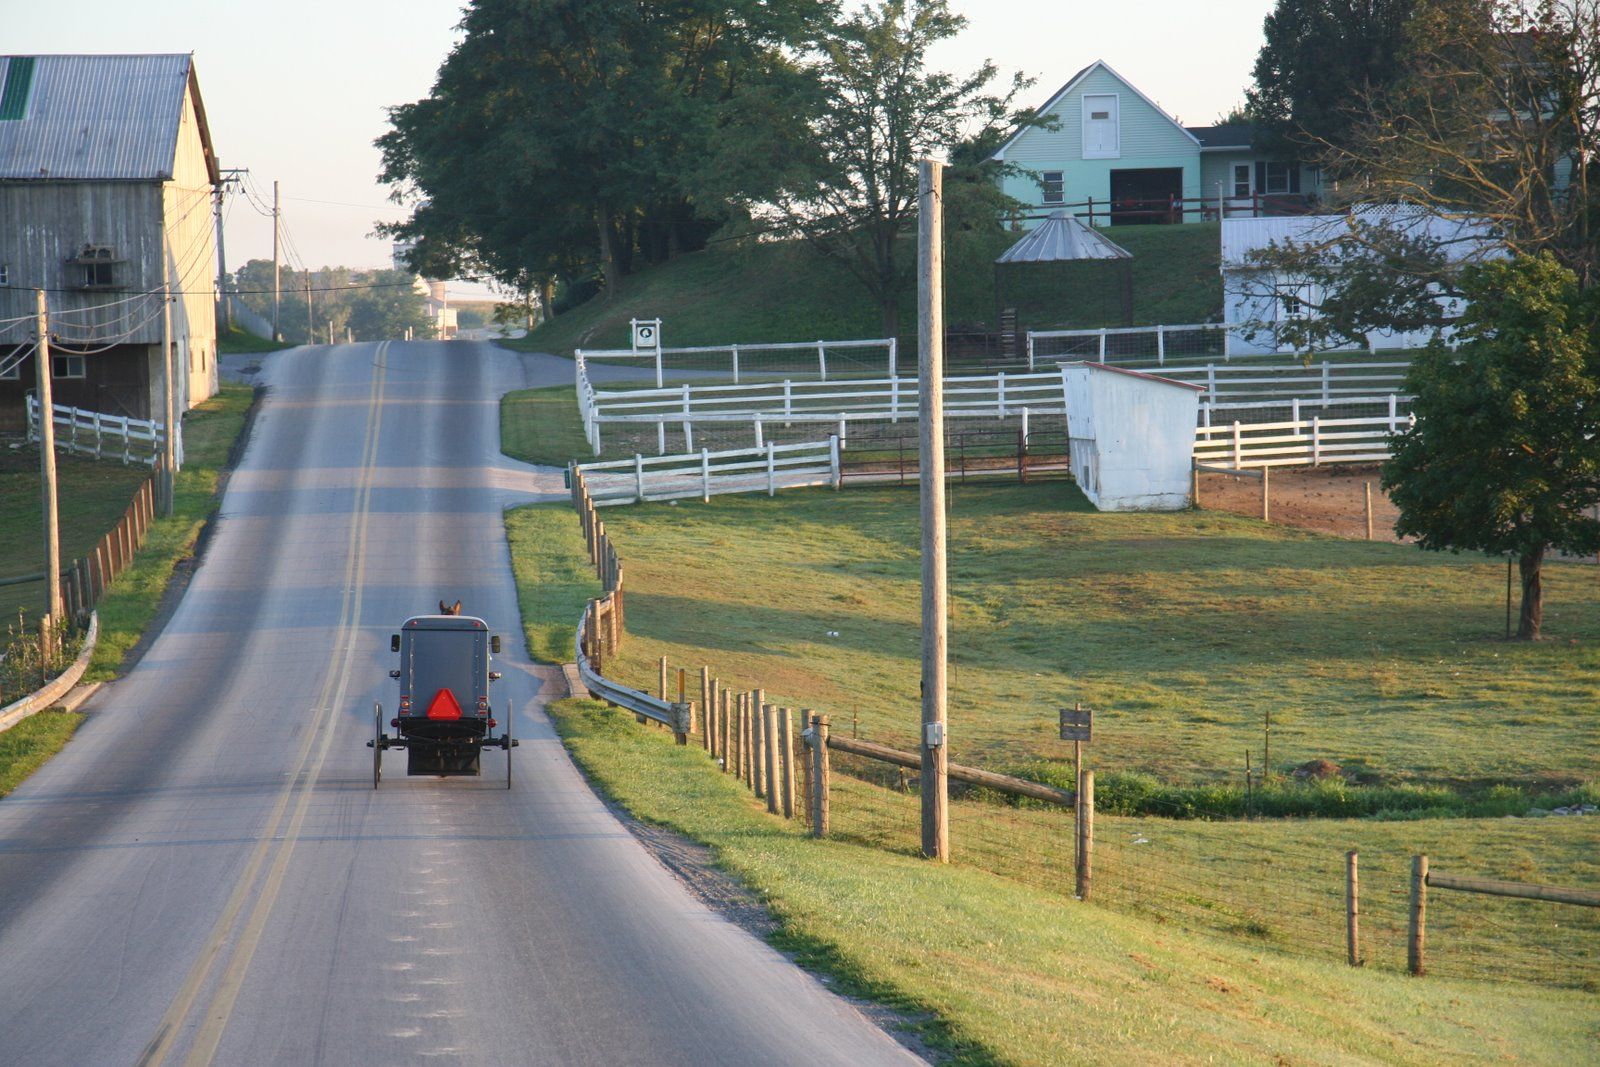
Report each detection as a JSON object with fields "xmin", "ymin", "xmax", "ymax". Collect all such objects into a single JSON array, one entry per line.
[{"xmin": 0, "ymin": 340, "xmax": 918, "ymax": 1066}]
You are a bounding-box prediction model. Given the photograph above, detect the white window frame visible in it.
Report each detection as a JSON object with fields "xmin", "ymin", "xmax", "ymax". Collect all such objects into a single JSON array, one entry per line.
[
  {"xmin": 0, "ymin": 344, "xmax": 23, "ymax": 380},
  {"xmin": 52, "ymin": 353, "xmax": 86, "ymax": 379},
  {"xmin": 1040, "ymin": 170, "xmax": 1064, "ymax": 205},
  {"xmin": 1232, "ymin": 163, "xmax": 1252, "ymax": 198},
  {"xmin": 1276, "ymin": 279, "xmax": 1314, "ymax": 322},
  {"xmin": 1081, "ymin": 93, "xmax": 1120, "ymax": 160},
  {"xmin": 1264, "ymin": 161, "xmax": 1293, "ymax": 194}
]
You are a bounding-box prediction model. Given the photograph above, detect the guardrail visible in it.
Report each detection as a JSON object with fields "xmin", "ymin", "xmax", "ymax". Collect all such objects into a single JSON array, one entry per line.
[
  {"xmin": 577, "ymin": 438, "xmax": 840, "ymax": 505},
  {"xmin": 26, "ymin": 395, "xmax": 178, "ymax": 467}
]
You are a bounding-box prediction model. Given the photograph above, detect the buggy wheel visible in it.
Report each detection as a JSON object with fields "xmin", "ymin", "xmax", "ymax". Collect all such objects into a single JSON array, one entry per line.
[
  {"xmin": 373, "ymin": 702, "xmax": 383, "ymax": 789},
  {"xmin": 506, "ymin": 703, "xmax": 513, "ymax": 790}
]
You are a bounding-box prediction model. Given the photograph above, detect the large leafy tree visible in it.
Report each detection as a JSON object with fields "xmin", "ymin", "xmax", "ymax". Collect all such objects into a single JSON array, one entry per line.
[
  {"xmin": 1384, "ymin": 255, "xmax": 1600, "ymax": 638},
  {"xmin": 377, "ymin": 0, "xmax": 828, "ymax": 303},
  {"xmin": 1246, "ymin": 0, "xmax": 1420, "ymax": 158},
  {"xmin": 761, "ymin": 0, "xmax": 1030, "ymax": 336}
]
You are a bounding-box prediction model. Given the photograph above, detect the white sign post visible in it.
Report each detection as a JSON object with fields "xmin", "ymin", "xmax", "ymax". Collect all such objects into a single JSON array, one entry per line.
[{"xmin": 632, "ymin": 317, "xmax": 665, "ymax": 448}]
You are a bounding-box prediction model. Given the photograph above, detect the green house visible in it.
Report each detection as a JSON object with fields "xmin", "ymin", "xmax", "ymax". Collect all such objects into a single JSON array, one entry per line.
[{"xmin": 991, "ymin": 60, "xmax": 1321, "ymax": 227}]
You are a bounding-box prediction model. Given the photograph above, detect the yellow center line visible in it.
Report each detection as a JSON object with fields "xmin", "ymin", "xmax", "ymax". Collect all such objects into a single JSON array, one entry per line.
[{"xmin": 138, "ymin": 343, "xmax": 389, "ymax": 1067}]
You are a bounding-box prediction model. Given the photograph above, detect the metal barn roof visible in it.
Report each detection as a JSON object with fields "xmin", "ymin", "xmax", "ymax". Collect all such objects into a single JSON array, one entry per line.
[
  {"xmin": 995, "ymin": 212, "xmax": 1132, "ymax": 263},
  {"xmin": 0, "ymin": 54, "xmax": 212, "ymax": 181}
]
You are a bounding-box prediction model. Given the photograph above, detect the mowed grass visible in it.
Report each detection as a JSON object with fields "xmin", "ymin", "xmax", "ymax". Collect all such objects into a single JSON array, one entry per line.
[
  {"xmin": 85, "ymin": 383, "xmax": 254, "ymax": 679},
  {"xmin": 0, "ymin": 450, "xmax": 149, "ymax": 626},
  {"xmin": 499, "ymin": 385, "xmax": 589, "ymax": 469},
  {"xmin": 506, "ymin": 225, "xmax": 1222, "ymax": 357},
  {"xmin": 563, "ymin": 483, "xmax": 1600, "ymax": 790},
  {"xmin": 546, "ymin": 694, "xmax": 1600, "ymax": 1064},
  {"xmin": 504, "ymin": 501, "xmax": 598, "ymax": 663},
  {"xmin": 0, "ymin": 710, "xmax": 81, "ymax": 798}
]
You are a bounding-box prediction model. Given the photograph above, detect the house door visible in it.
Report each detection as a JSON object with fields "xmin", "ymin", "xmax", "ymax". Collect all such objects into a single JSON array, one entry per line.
[{"xmin": 1109, "ymin": 168, "xmax": 1184, "ymax": 224}]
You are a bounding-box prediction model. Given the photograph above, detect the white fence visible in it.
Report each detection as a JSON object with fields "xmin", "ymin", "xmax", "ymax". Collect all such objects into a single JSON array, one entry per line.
[
  {"xmin": 577, "ymin": 337, "xmax": 896, "ymax": 388},
  {"xmin": 577, "ymin": 439, "xmax": 840, "ymax": 505},
  {"xmin": 580, "ymin": 371, "xmax": 1063, "ymax": 454},
  {"xmin": 1025, "ymin": 322, "xmax": 1408, "ymax": 368},
  {"xmin": 1194, "ymin": 408, "xmax": 1413, "ymax": 469},
  {"xmin": 26, "ymin": 395, "xmax": 177, "ymax": 467}
]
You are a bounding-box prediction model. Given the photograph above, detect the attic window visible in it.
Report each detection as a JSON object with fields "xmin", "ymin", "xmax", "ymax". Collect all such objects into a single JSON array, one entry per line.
[
  {"xmin": 0, "ymin": 57, "xmax": 36, "ymax": 122},
  {"xmin": 68, "ymin": 245, "xmax": 124, "ymax": 290}
]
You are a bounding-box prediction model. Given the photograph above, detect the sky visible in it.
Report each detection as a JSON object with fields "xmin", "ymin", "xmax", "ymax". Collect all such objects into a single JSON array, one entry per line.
[{"xmin": 10, "ymin": 0, "xmax": 1277, "ymax": 301}]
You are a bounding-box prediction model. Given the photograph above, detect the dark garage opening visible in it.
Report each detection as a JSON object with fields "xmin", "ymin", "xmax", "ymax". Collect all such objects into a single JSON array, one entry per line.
[{"xmin": 1109, "ymin": 167, "xmax": 1184, "ymax": 224}]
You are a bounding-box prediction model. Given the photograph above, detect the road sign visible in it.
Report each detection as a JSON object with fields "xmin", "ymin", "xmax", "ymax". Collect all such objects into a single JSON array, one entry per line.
[
  {"xmin": 1059, "ymin": 706, "xmax": 1092, "ymax": 742},
  {"xmin": 631, "ymin": 317, "xmax": 661, "ymax": 351}
]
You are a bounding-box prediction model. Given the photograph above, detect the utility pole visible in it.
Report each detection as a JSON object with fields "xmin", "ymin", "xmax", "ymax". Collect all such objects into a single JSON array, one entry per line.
[
  {"xmin": 917, "ymin": 158, "xmax": 949, "ymax": 863},
  {"xmin": 271, "ymin": 179, "xmax": 281, "ymax": 342},
  {"xmin": 214, "ymin": 166, "xmax": 238, "ymax": 332},
  {"xmin": 305, "ymin": 277, "xmax": 313, "ymax": 344},
  {"xmin": 160, "ymin": 251, "xmax": 177, "ymax": 517},
  {"xmin": 35, "ymin": 289, "xmax": 60, "ymax": 654}
]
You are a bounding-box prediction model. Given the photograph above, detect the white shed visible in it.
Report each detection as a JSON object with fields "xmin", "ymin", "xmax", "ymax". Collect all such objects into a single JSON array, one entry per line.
[{"xmin": 1061, "ymin": 362, "xmax": 1202, "ymax": 511}]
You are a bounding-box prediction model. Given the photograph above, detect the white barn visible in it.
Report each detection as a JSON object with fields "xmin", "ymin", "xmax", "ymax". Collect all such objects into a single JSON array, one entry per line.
[{"xmin": 1220, "ymin": 208, "xmax": 1501, "ymax": 355}]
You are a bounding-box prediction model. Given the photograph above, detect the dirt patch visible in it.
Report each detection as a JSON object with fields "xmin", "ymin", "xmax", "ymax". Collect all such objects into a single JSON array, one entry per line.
[{"xmin": 1196, "ymin": 465, "xmax": 1407, "ymax": 542}]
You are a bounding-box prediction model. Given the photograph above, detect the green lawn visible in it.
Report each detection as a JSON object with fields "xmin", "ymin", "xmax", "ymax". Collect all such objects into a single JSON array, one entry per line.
[
  {"xmin": 0, "ymin": 451, "xmax": 149, "ymax": 627},
  {"xmin": 499, "ymin": 385, "xmax": 590, "ymax": 468},
  {"xmin": 534, "ymin": 484, "xmax": 1600, "ymax": 791},
  {"xmin": 0, "ymin": 710, "xmax": 81, "ymax": 799},
  {"xmin": 216, "ymin": 325, "xmax": 286, "ymax": 355},
  {"xmin": 505, "ymin": 225, "xmax": 1222, "ymax": 357},
  {"xmin": 545, "ymin": 694, "xmax": 1599, "ymax": 1064}
]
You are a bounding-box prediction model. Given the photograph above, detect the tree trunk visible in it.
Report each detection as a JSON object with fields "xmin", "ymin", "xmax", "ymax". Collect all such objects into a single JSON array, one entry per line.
[
  {"xmin": 595, "ymin": 210, "xmax": 619, "ymax": 302},
  {"xmin": 879, "ymin": 294, "xmax": 899, "ymax": 340},
  {"xmin": 540, "ymin": 278, "xmax": 556, "ymax": 323},
  {"xmin": 1517, "ymin": 545, "xmax": 1544, "ymax": 640}
]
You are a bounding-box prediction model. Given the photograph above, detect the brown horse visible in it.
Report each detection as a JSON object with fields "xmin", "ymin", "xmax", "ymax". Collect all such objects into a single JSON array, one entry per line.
[{"xmin": 438, "ymin": 599, "xmax": 463, "ymax": 616}]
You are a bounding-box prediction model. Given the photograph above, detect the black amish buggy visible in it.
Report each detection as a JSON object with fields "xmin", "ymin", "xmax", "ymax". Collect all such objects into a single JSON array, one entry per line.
[{"xmin": 367, "ymin": 613, "xmax": 517, "ymax": 787}]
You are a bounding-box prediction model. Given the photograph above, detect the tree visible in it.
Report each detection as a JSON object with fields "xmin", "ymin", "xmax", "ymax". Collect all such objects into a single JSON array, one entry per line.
[
  {"xmin": 1246, "ymin": 0, "xmax": 1420, "ymax": 158},
  {"xmin": 1383, "ymin": 254, "xmax": 1600, "ymax": 638},
  {"xmin": 377, "ymin": 0, "xmax": 827, "ymax": 303},
  {"xmin": 760, "ymin": 0, "xmax": 1030, "ymax": 336}
]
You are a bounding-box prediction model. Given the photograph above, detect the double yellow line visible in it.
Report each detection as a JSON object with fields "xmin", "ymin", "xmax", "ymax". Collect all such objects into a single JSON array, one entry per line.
[{"xmin": 139, "ymin": 343, "xmax": 389, "ymax": 1067}]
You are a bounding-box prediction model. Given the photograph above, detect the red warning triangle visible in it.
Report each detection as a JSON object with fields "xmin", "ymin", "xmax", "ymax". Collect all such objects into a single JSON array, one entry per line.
[{"xmin": 425, "ymin": 688, "xmax": 463, "ymax": 720}]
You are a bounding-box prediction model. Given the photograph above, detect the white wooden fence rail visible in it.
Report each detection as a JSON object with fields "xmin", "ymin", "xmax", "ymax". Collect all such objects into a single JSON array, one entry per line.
[
  {"xmin": 577, "ymin": 438, "xmax": 841, "ymax": 505},
  {"xmin": 1193, "ymin": 411, "xmax": 1414, "ymax": 469},
  {"xmin": 1025, "ymin": 322, "xmax": 1407, "ymax": 368},
  {"xmin": 577, "ymin": 337, "xmax": 896, "ymax": 387},
  {"xmin": 25, "ymin": 395, "xmax": 176, "ymax": 467}
]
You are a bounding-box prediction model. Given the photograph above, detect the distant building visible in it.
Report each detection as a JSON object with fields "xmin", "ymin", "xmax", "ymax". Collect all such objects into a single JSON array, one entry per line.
[
  {"xmin": 991, "ymin": 60, "xmax": 1320, "ymax": 227},
  {"xmin": 0, "ymin": 54, "xmax": 221, "ymax": 431}
]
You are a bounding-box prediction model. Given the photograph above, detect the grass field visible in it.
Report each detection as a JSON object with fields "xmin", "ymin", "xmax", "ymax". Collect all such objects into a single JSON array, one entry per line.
[
  {"xmin": 544, "ymin": 695, "xmax": 1599, "ymax": 1063},
  {"xmin": 0, "ymin": 710, "xmax": 81, "ymax": 799},
  {"xmin": 216, "ymin": 325, "xmax": 286, "ymax": 355},
  {"xmin": 506, "ymin": 224, "xmax": 1222, "ymax": 357},
  {"xmin": 0, "ymin": 450, "xmax": 149, "ymax": 626},
  {"xmin": 499, "ymin": 385, "xmax": 588, "ymax": 468},
  {"xmin": 528, "ymin": 485, "xmax": 1600, "ymax": 791}
]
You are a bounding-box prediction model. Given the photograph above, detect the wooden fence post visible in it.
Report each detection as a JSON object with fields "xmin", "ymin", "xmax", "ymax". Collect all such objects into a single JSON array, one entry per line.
[
  {"xmin": 763, "ymin": 703, "xmax": 780, "ymax": 814},
  {"xmin": 1365, "ymin": 481, "xmax": 1374, "ymax": 540},
  {"xmin": 742, "ymin": 694, "xmax": 755, "ymax": 788},
  {"xmin": 1191, "ymin": 461, "xmax": 1201, "ymax": 508},
  {"xmin": 674, "ymin": 668, "xmax": 688, "ymax": 745},
  {"xmin": 799, "ymin": 709, "xmax": 813, "ymax": 824},
  {"xmin": 1076, "ymin": 770, "xmax": 1094, "ymax": 901},
  {"xmin": 658, "ymin": 656, "xmax": 668, "ymax": 701},
  {"xmin": 752, "ymin": 689, "xmax": 768, "ymax": 798},
  {"xmin": 1408, "ymin": 854, "xmax": 1428, "ymax": 976},
  {"xmin": 779, "ymin": 707, "xmax": 796, "ymax": 819},
  {"xmin": 1261, "ymin": 465, "xmax": 1270, "ymax": 522},
  {"xmin": 812, "ymin": 714, "xmax": 830, "ymax": 837},
  {"xmin": 720, "ymin": 688, "xmax": 733, "ymax": 771},
  {"xmin": 1347, "ymin": 850, "xmax": 1362, "ymax": 966},
  {"xmin": 700, "ymin": 666, "xmax": 712, "ymax": 750}
]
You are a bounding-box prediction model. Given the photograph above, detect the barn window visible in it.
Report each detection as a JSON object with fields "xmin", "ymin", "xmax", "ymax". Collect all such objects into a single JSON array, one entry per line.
[
  {"xmin": 68, "ymin": 245, "xmax": 124, "ymax": 290},
  {"xmin": 1041, "ymin": 170, "xmax": 1064, "ymax": 205},
  {"xmin": 52, "ymin": 353, "xmax": 86, "ymax": 379}
]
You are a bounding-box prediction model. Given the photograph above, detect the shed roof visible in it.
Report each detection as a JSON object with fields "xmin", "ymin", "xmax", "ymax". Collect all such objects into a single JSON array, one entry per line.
[
  {"xmin": 0, "ymin": 54, "xmax": 218, "ymax": 183},
  {"xmin": 996, "ymin": 212, "xmax": 1131, "ymax": 264},
  {"xmin": 1060, "ymin": 360, "xmax": 1205, "ymax": 392}
]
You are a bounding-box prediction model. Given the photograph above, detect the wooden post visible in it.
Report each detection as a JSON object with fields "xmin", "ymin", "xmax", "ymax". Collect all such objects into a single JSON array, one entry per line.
[
  {"xmin": 752, "ymin": 689, "xmax": 767, "ymax": 798},
  {"xmin": 917, "ymin": 157, "xmax": 950, "ymax": 864},
  {"xmin": 720, "ymin": 688, "xmax": 733, "ymax": 771},
  {"xmin": 1364, "ymin": 481, "xmax": 1374, "ymax": 540},
  {"xmin": 1191, "ymin": 461, "xmax": 1201, "ymax": 508},
  {"xmin": 675, "ymin": 667, "xmax": 689, "ymax": 744},
  {"xmin": 779, "ymin": 707, "xmax": 796, "ymax": 819},
  {"xmin": 740, "ymin": 695, "xmax": 752, "ymax": 787},
  {"xmin": 36, "ymin": 290, "xmax": 61, "ymax": 645},
  {"xmin": 699, "ymin": 666, "xmax": 712, "ymax": 750},
  {"xmin": 763, "ymin": 703, "xmax": 780, "ymax": 814},
  {"xmin": 1346, "ymin": 850, "xmax": 1362, "ymax": 966},
  {"xmin": 812, "ymin": 714, "xmax": 830, "ymax": 837},
  {"xmin": 799, "ymin": 708, "xmax": 813, "ymax": 824},
  {"xmin": 659, "ymin": 656, "xmax": 668, "ymax": 701},
  {"xmin": 1075, "ymin": 770, "xmax": 1094, "ymax": 900},
  {"xmin": 1260, "ymin": 465, "xmax": 1270, "ymax": 522},
  {"xmin": 1408, "ymin": 854, "xmax": 1428, "ymax": 976}
]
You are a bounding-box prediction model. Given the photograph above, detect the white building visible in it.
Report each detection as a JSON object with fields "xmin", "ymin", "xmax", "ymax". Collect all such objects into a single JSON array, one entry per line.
[{"xmin": 1061, "ymin": 362, "xmax": 1202, "ymax": 511}]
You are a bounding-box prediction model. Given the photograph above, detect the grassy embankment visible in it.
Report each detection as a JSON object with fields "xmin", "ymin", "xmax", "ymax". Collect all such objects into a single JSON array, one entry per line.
[
  {"xmin": 502, "ymin": 224, "xmax": 1222, "ymax": 356},
  {"xmin": 503, "ymin": 490, "xmax": 1599, "ymax": 1062},
  {"xmin": 500, "ymin": 385, "xmax": 587, "ymax": 468},
  {"xmin": 216, "ymin": 324, "xmax": 287, "ymax": 355}
]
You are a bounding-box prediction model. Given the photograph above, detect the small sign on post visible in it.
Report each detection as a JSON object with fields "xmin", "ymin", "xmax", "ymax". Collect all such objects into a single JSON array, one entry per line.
[
  {"xmin": 1059, "ymin": 705, "xmax": 1092, "ymax": 742},
  {"xmin": 631, "ymin": 317, "xmax": 661, "ymax": 351}
]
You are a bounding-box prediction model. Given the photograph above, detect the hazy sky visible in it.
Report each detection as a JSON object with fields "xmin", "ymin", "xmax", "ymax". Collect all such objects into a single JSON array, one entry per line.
[{"xmin": 10, "ymin": 0, "xmax": 1275, "ymax": 299}]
